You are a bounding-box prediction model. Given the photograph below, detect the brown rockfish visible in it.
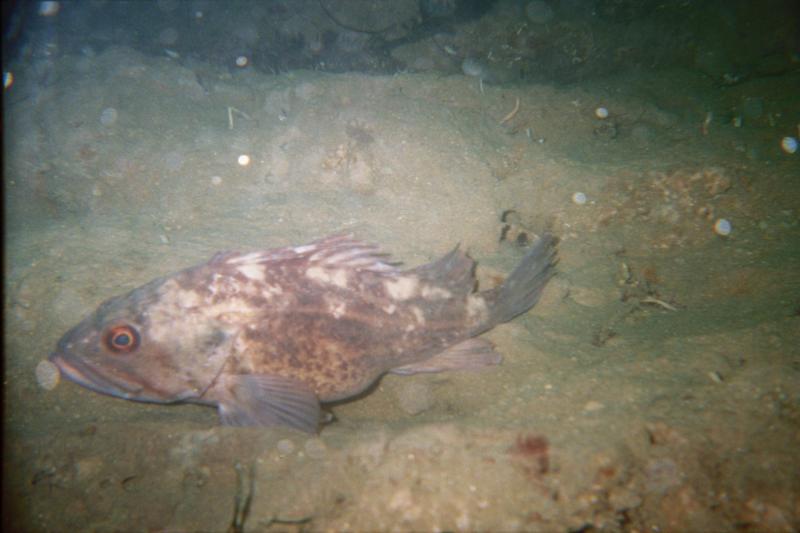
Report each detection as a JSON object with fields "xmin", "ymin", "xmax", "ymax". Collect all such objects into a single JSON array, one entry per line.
[{"xmin": 50, "ymin": 233, "xmax": 556, "ymax": 432}]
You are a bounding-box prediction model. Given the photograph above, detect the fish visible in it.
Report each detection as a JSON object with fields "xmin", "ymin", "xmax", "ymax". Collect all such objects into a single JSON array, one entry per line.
[{"xmin": 50, "ymin": 233, "xmax": 557, "ymax": 432}]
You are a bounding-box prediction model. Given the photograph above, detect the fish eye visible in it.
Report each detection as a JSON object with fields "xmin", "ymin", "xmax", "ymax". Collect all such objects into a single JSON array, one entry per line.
[{"xmin": 104, "ymin": 325, "xmax": 140, "ymax": 353}]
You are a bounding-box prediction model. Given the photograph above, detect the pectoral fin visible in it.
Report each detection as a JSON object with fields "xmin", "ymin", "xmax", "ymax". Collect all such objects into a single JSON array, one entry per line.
[
  {"xmin": 216, "ymin": 374, "xmax": 320, "ymax": 433},
  {"xmin": 390, "ymin": 338, "xmax": 502, "ymax": 375}
]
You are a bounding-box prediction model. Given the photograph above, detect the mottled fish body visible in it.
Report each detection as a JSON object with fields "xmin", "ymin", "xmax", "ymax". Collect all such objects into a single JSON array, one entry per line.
[{"xmin": 50, "ymin": 234, "xmax": 557, "ymax": 432}]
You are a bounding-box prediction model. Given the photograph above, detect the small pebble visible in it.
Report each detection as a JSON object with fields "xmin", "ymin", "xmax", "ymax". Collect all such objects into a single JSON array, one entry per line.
[
  {"xmin": 276, "ymin": 438, "xmax": 295, "ymax": 455},
  {"xmin": 525, "ymin": 0, "xmax": 554, "ymax": 24},
  {"xmin": 99, "ymin": 107, "xmax": 118, "ymax": 126},
  {"xmin": 572, "ymin": 191, "xmax": 587, "ymax": 205},
  {"xmin": 595, "ymin": 107, "xmax": 609, "ymax": 119},
  {"xmin": 395, "ymin": 380, "xmax": 433, "ymax": 415},
  {"xmin": 237, "ymin": 154, "xmax": 251, "ymax": 166},
  {"xmin": 304, "ymin": 438, "xmax": 326, "ymax": 459},
  {"xmin": 210, "ymin": 175, "xmax": 223, "ymax": 186},
  {"xmin": 35, "ymin": 360, "xmax": 60, "ymax": 390},
  {"xmin": 461, "ymin": 57, "xmax": 488, "ymax": 79},
  {"xmin": 583, "ymin": 400, "xmax": 604, "ymax": 412},
  {"xmin": 780, "ymin": 136, "xmax": 798, "ymax": 154},
  {"xmin": 163, "ymin": 151, "xmax": 185, "ymax": 172},
  {"xmin": 158, "ymin": 27, "xmax": 179, "ymax": 46},
  {"xmin": 714, "ymin": 218, "xmax": 732, "ymax": 236}
]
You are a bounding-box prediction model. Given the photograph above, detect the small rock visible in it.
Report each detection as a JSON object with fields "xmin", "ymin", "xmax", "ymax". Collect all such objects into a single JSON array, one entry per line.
[
  {"xmin": 780, "ymin": 136, "xmax": 798, "ymax": 154},
  {"xmin": 389, "ymin": 487, "xmax": 413, "ymax": 511},
  {"xmin": 569, "ymin": 286, "xmax": 612, "ymax": 308},
  {"xmin": 304, "ymin": 438, "xmax": 326, "ymax": 459},
  {"xmin": 525, "ymin": 0, "xmax": 554, "ymax": 24},
  {"xmin": 99, "ymin": 107, "xmax": 118, "ymax": 126},
  {"xmin": 631, "ymin": 123, "xmax": 655, "ymax": 142},
  {"xmin": 645, "ymin": 458, "xmax": 681, "ymax": 494},
  {"xmin": 741, "ymin": 97, "xmax": 764, "ymax": 119},
  {"xmin": 75, "ymin": 456, "xmax": 104, "ymax": 482},
  {"xmin": 395, "ymin": 380, "xmax": 434, "ymax": 415},
  {"xmin": 276, "ymin": 438, "xmax": 295, "ymax": 455},
  {"xmin": 714, "ymin": 218, "xmax": 732, "ymax": 236},
  {"xmin": 583, "ymin": 400, "xmax": 604, "ymax": 412}
]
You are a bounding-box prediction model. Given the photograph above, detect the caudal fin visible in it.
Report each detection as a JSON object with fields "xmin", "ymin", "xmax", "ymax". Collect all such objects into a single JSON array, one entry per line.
[{"xmin": 484, "ymin": 233, "xmax": 557, "ymax": 327}]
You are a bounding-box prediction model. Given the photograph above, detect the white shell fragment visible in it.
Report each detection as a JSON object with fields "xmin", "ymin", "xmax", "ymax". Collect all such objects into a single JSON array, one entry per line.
[
  {"xmin": 714, "ymin": 218, "xmax": 732, "ymax": 236},
  {"xmin": 35, "ymin": 359, "xmax": 61, "ymax": 390},
  {"xmin": 572, "ymin": 192, "xmax": 587, "ymax": 205}
]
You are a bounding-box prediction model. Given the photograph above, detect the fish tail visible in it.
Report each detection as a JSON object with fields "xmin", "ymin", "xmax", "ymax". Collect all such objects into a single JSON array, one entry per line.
[{"xmin": 485, "ymin": 233, "xmax": 557, "ymax": 326}]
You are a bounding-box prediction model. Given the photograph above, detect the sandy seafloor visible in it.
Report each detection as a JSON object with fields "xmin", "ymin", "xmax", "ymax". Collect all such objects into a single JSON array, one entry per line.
[{"xmin": 4, "ymin": 47, "xmax": 800, "ymax": 531}]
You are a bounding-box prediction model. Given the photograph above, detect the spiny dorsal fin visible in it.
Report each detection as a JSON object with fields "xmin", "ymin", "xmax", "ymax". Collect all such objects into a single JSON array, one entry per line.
[{"xmin": 221, "ymin": 234, "xmax": 398, "ymax": 274}]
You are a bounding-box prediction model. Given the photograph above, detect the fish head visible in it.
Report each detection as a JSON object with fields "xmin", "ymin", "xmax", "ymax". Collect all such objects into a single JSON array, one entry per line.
[{"xmin": 49, "ymin": 278, "xmax": 235, "ymax": 405}]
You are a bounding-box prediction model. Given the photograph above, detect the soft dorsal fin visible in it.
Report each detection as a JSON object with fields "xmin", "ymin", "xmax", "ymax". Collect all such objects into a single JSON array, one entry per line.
[
  {"xmin": 305, "ymin": 234, "xmax": 397, "ymax": 272},
  {"xmin": 409, "ymin": 245, "xmax": 476, "ymax": 297}
]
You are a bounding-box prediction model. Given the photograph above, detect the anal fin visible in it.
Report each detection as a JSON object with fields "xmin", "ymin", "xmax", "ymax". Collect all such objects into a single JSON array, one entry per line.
[
  {"xmin": 216, "ymin": 374, "xmax": 320, "ymax": 433},
  {"xmin": 390, "ymin": 338, "xmax": 502, "ymax": 375}
]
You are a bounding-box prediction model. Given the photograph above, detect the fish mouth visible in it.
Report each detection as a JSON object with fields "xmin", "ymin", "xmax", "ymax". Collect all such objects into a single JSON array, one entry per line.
[{"xmin": 49, "ymin": 351, "xmax": 145, "ymax": 400}]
